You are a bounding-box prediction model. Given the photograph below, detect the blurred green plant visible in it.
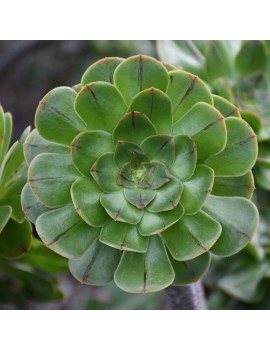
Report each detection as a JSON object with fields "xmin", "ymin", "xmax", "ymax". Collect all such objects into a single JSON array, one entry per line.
[{"xmin": 22, "ymin": 54, "xmax": 258, "ymax": 294}]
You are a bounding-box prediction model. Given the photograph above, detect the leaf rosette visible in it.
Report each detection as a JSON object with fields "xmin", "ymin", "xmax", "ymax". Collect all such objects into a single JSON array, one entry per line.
[
  {"xmin": 0, "ymin": 106, "xmax": 32, "ymax": 259},
  {"xmin": 23, "ymin": 55, "xmax": 259, "ymax": 293}
]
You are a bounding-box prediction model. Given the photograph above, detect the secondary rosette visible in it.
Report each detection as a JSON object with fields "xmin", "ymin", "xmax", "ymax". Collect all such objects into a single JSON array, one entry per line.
[{"xmin": 22, "ymin": 55, "xmax": 259, "ymax": 293}]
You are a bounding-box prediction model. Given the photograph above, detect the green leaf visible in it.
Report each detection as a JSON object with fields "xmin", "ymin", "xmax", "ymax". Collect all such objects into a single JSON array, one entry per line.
[
  {"xmin": 36, "ymin": 204, "xmax": 100, "ymax": 259},
  {"xmin": 205, "ymin": 41, "xmax": 234, "ymax": 80},
  {"xmin": 147, "ymin": 177, "xmax": 183, "ymax": 212},
  {"xmin": 28, "ymin": 153, "xmax": 80, "ymax": 207},
  {"xmin": 114, "ymin": 141, "xmax": 146, "ymax": 169},
  {"xmin": 180, "ymin": 164, "xmax": 214, "ymax": 215},
  {"xmin": 23, "ymin": 129, "xmax": 69, "ymax": 166},
  {"xmin": 71, "ymin": 177, "xmax": 110, "ymax": 227},
  {"xmin": 113, "ymin": 111, "xmax": 157, "ymax": 145},
  {"xmin": 114, "ymin": 235, "xmax": 174, "ymax": 293},
  {"xmin": 100, "ymin": 221, "xmax": 148, "ymax": 252},
  {"xmin": 114, "ymin": 55, "xmax": 169, "ymax": 105},
  {"xmin": 0, "ymin": 219, "xmax": 32, "ymax": 259},
  {"xmin": 140, "ymin": 135, "xmax": 175, "ymax": 168},
  {"xmin": 137, "ymin": 203, "xmax": 184, "ymax": 236},
  {"xmin": 255, "ymin": 164, "xmax": 270, "ymax": 191},
  {"xmin": 69, "ymin": 239, "xmax": 120, "ymax": 285},
  {"xmin": 235, "ymin": 40, "xmax": 267, "ymax": 76},
  {"xmin": 204, "ymin": 117, "xmax": 258, "ymax": 176},
  {"xmin": 167, "ymin": 70, "xmax": 213, "ymax": 123},
  {"xmin": 212, "ymin": 77, "xmax": 235, "ymax": 102},
  {"xmin": 170, "ymin": 252, "xmax": 211, "ymax": 286},
  {"xmin": 173, "ymin": 102, "xmax": 226, "ymax": 162},
  {"xmin": 213, "ymin": 95, "xmax": 241, "ymax": 118},
  {"xmin": 0, "ymin": 205, "xmax": 12, "ymax": 234},
  {"xmin": 170, "ymin": 135, "xmax": 197, "ymax": 181},
  {"xmin": 203, "ymin": 195, "xmax": 259, "ymax": 256},
  {"xmin": 35, "ymin": 87, "xmax": 86, "ymax": 146},
  {"xmin": 75, "ymin": 82, "xmax": 127, "ymax": 132},
  {"xmin": 81, "ymin": 57, "xmax": 124, "ymax": 85},
  {"xmin": 135, "ymin": 162, "xmax": 173, "ymax": 190},
  {"xmin": 90, "ymin": 152, "xmax": 120, "ymax": 193},
  {"xmin": 212, "ymin": 171, "xmax": 255, "ymax": 199},
  {"xmin": 0, "ymin": 111, "xmax": 12, "ymax": 165},
  {"xmin": 124, "ymin": 188, "xmax": 156, "ymax": 209},
  {"xmin": 163, "ymin": 211, "xmax": 221, "ymax": 260},
  {"xmin": 71, "ymin": 130, "xmax": 114, "ymax": 177},
  {"xmin": 241, "ymin": 110, "xmax": 262, "ymax": 135},
  {"xmin": 100, "ymin": 191, "xmax": 143, "ymax": 225},
  {"xmin": 128, "ymin": 88, "xmax": 173, "ymax": 134},
  {"xmin": 21, "ymin": 184, "xmax": 50, "ymax": 224}
]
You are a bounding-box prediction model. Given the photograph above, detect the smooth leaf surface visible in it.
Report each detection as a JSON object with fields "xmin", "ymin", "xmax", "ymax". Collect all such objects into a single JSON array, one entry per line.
[
  {"xmin": 140, "ymin": 135, "xmax": 175, "ymax": 167},
  {"xmin": 114, "ymin": 235, "xmax": 174, "ymax": 293},
  {"xmin": 114, "ymin": 55, "xmax": 169, "ymax": 105},
  {"xmin": 28, "ymin": 153, "xmax": 80, "ymax": 207},
  {"xmin": 71, "ymin": 130, "xmax": 114, "ymax": 177},
  {"xmin": 35, "ymin": 87, "xmax": 86, "ymax": 145},
  {"xmin": 128, "ymin": 88, "xmax": 173, "ymax": 134},
  {"xmin": 137, "ymin": 203, "xmax": 184, "ymax": 236},
  {"xmin": 181, "ymin": 165, "xmax": 214, "ymax": 215},
  {"xmin": 114, "ymin": 141, "xmax": 146, "ymax": 169},
  {"xmin": 167, "ymin": 70, "xmax": 213, "ymax": 122},
  {"xmin": 100, "ymin": 191, "xmax": 143, "ymax": 224},
  {"xmin": 75, "ymin": 82, "xmax": 127, "ymax": 132},
  {"xmin": 205, "ymin": 117, "xmax": 257, "ymax": 176},
  {"xmin": 163, "ymin": 211, "xmax": 221, "ymax": 260},
  {"xmin": 205, "ymin": 41, "xmax": 234, "ymax": 80},
  {"xmin": 71, "ymin": 177, "xmax": 110, "ymax": 227},
  {"xmin": 124, "ymin": 188, "xmax": 156, "ymax": 209},
  {"xmin": 36, "ymin": 204, "xmax": 100, "ymax": 259},
  {"xmin": 0, "ymin": 205, "xmax": 12, "ymax": 234},
  {"xmin": 69, "ymin": 239, "xmax": 120, "ymax": 285},
  {"xmin": 203, "ymin": 196, "xmax": 259, "ymax": 256},
  {"xmin": 213, "ymin": 95, "xmax": 241, "ymax": 118},
  {"xmin": 100, "ymin": 221, "xmax": 148, "ymax": 252}
]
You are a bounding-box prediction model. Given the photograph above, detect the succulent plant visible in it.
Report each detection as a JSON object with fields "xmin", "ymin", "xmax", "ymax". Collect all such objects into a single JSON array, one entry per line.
[
  {"xmin": 22, "ymin": 55, "xmax": 259, "ymax": 293},
  {"xmin": 0, "ymin": 105, "xmax": 32, "ymax": 259}
]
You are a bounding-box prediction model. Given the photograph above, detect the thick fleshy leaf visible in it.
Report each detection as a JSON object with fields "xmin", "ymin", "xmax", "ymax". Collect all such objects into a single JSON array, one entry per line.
[
  {"xmin": 114, "ymin": 235, "xmax": 174, "ymax": 293},
  {"xmin": 137, "ymin": 203, "xmax": 184, "ymax": 236},
  {"xmin": 69, "ymin": 239, "xmax": 120, "ymax": 285},
  {"xmin": 71, "ymin": 177, "xmax": 110, "ymax": 227},
  {"xmin": 205, "ymin": 41, "xmax": 234, "ymax": 80},
  {"xmin": 203, "ymin": 196, "xmax": 259, "ymax": 256},
  {"xmin": 171, "ymin": 135, "xmax": 196, "ymax": 181},
  {"xmin": 204, "ymin": 117, "xmax": 257, "ymax": 176},
  {"xmin": 140, "ymin": 135, "xmax": 175, "ymax": 167},
  {"xmin": 114, "ymin": 141, "xmax": 146, "ymax": 169},
  {"xmin": 241, "ymin": 110, "xmax": 262, "ymax": 135},
  {"xmin": 0, "ymin": 205, "xmax": 12, "ymax": 234},
  {"xmin": 90, "ymin": 153, "xmax": 120, "ymax": 193},
  {"xmin": 23, "ymin": 129, "xmax": 69, "ymax": 166},
  {"xmin": 0, "ymin": 110, "xmax": 12, "ymax": 165},
  {"xmin": 36, "ymin": 204, "xmax": 100, "ymax": 259},
  {"xmin": 170, "ymin": 252, "xmax": 211, "ymax": 286},
  {"xmin": 128, "ymin": 88, "xmax": 172, "ymax": 134},
  {"xmin": 163, "ymin": 211, "xmax": 221, "ymax": 261},
  {"xmin": 100, "ymin": 191, "xmax": 143, "ymax": 224},
  {"xmin": 71, "ymin": 131, "xmax": 114, "ymax": 177},
  {"xmin": 181, "ymin": 165, "xmax": 214, "ymax": 215},
  {"xmin": 147, "ymin": 177, "xmax": 183, "ymax": 212},
  {"xmin": 113, "ymin": 111, "xmax": 157, "ymax": 145},
  {"xmin": 21, "ymin": 184, "xmax": 50, "ymax": 224},
  {"xmin": 167, "ymin": 70, "xmax": 213, "ymax": 123},
  {"xmin": 136, "ymin": 162, "xmax": 173, "ymax": 190},
  {"xmin": 28, "ymin": 153, "xmax": 80, "ymax": 207},
  {"xmin": 255, "ymin": 164, "xmax": 270, "ymax": 191},
  {"xmin": 124, "ymin": 188, "xmax": 156, "ymax": 209},
  {"xmin": 235, "ymin": 40, "xmax": 267, "ymax": 76},
  {"xmin": 212, "ymin": 172, "xmax": 255, "ymax": 199},
  {"xmin": 173, "ymin": 102, "xmax": 226, "ymax": 162},
  {"xmin": 0, "ymin": 219, "xmax": 32, "ymax": 259},
  {"xmin": 100, "ymin": 221, "xmax": 148, "ymax": 252},
  {"xmin": 114, "ymin": 55, "xmax": 169, "ymax": 105},
  {"xmin": 81, "ymin": 57, "xmax": 124, "ymax": 85},
  {"xmin": 35, "ymin": 87, "xmax": 86, "ymax": 146},
  {"xmin": 212, "ymin": 77, "xmax": 234, "ymax": 102},
  {"xmin": 213, "ymin": 95, "xmax": 241, "ymax": 118},
  {"xmin": 75, "ymin": 82, "xmax": 127, "ymax": 132}
]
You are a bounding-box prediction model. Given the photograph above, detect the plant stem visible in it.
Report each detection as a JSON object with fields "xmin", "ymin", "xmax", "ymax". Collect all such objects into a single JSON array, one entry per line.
[{"xmin": 166, "ymin": 281, "xmax": 207, "ymax": 310}]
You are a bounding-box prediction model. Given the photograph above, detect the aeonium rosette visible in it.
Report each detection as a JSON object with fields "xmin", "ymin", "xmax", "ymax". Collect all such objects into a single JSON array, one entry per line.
[{"xmin": 21, "ymin": 55, "xmax": 259, "ymax": 293}]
